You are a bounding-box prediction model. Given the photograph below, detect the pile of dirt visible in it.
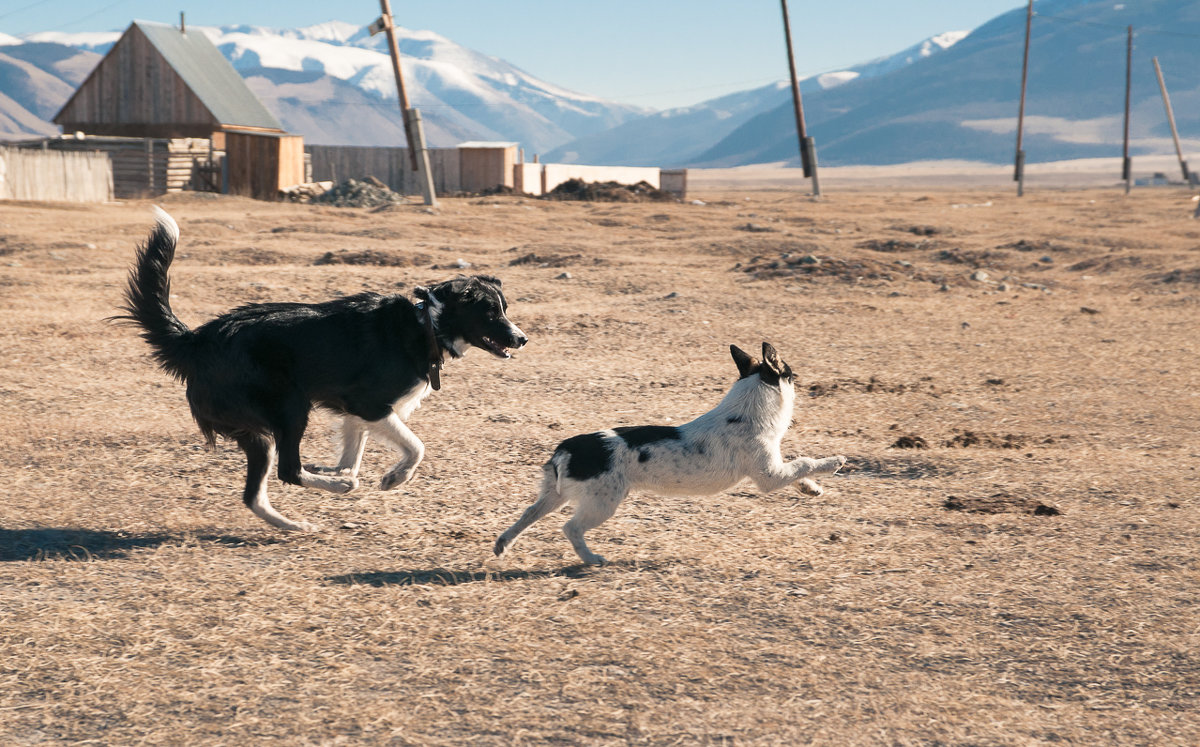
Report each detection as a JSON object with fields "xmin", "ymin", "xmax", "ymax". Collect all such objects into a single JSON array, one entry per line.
[
  {"xmin": 1153, "ymin": 267, "xmax": 1200, "ymax": 284},
  {"xmin": 310, "ymin": 177, "xmax": 405, "ymax": 208},
  {"xmin": 1001, "ymin": 238, "xmax": 1074, "ymax": 254},
  {"xmin": 807, "ymin": 376, "xmax": 936, "ymax": 397},
  {"xmin": 943, "ymin": 494, "xmax": 1062, "ymax": 516},
  {"xmin": 931, "ymin": 248, "xmax": 1012, "ymax": 268},
  {"xmin": 314, "ymin": 249, "xmax": 431, "ymax": 267},
  {"xmin": 508, "ymin": 252, "xmax": 587, "ymax": 268},
  {"xmin": 858, "ymin": 238, "xmax": 934, "ymax": 252},
  {"xmin": 541, "ymin": 179, "xmax": 675, "ymax": 202},
  {"xmin": 944, "ymin": 431, "xmax": 1028, "ymax": 449},
  {"xmin": 736, "ymin": 253, "xmax": 937, "ymax": 284},
  {"xmin": 1067, "ymin": 255, "xmax": 1144, "ymax": 273},
  {"xmin": 479, "ymin": 184, "xmax": 518, "ymax": 196}
]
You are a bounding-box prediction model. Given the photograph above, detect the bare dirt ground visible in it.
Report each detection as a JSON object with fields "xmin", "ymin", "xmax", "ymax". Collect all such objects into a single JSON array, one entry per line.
[{"xmin": 1, "ymin": 182, "xmax": 1198, "ymax": 745}]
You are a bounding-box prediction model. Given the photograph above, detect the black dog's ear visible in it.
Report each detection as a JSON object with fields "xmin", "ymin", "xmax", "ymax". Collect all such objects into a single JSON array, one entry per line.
[
  {"xmin": 413, "ymin": 285, "xmax": 431, "ymax": 301},
  {"xmin": 730, "ymin": 345, "xmax": 757, "ymax": 379},
  {"xmin": 476, "ymin": 274, "xmax": 502, "ymax": 288}
]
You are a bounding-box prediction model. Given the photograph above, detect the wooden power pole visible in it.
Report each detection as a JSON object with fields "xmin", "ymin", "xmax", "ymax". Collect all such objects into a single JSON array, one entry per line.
[
  {"xmin": 1152, "ymin": 57, "xmax": 1190, "ymax": 183},
  {"xmin": 780, "ymin": 0, "xmax": 819, "ymax": 197},
  {"xmin": 1122, "ymin": 25, "xmax": 1133, "ymax": 195},
  {"xmin": 370, "ymin": 0, "xmax": 437, "ymax": 207},
  {"xmin": 1014, "ymin": 0, "xmax": 1033, "ymax": 196}
]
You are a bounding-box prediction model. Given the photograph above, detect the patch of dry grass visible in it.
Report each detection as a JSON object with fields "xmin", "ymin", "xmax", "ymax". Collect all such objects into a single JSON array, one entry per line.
[{"xmin": 1, "ymin": 187, "xmax": 1198, "ymax": 745}]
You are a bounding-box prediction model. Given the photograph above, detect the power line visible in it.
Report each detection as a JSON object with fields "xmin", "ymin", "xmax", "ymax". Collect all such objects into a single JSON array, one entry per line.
[
  {"xmin": 0, "ymin": 0, "xmax": 54, "ymax": 22},
  {"xmin": 66, "ymin": 1, "xmax": 131, "ymax": 31}
]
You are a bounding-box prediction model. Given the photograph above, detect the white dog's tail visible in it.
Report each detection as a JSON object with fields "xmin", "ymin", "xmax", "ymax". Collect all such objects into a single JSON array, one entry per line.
[{"xmin": 494, "ymin": 462, "xmax": 567, "ymax": 557}]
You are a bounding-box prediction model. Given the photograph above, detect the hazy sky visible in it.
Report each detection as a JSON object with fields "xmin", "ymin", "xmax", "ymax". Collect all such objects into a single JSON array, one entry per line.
[{"xmin": 3, "ymin": 1, "xmax": 1024, "ymax": 109}]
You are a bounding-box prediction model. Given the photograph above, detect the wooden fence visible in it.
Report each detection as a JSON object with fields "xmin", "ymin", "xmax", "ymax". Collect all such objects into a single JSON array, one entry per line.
[
  {"xmin": 12, "ymin": 137, "xmax": 222, "ymax": 198},
  {"xmin": 0, "ymin": 146, "xmax": 113, "ymax": 203},
  {"xmin": 307, "ymin": 145, "xmax": 462, "ymax": 195}
]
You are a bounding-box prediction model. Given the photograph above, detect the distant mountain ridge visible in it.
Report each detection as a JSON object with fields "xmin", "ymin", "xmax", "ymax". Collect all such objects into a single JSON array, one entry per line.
[
  {"xmin": 690, "ymin": 0, "xmax": 1200, "ymax": 167},
  {"xmin": 543, "ymin": 30, "xmax": 969, "ymax": 167},
  {"xmin": 4, "ymin": 1, "xmax": 1196, "ymax": 168}
]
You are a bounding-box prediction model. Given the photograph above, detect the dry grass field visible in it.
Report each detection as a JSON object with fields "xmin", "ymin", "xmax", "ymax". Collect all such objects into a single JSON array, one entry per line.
[{"xmin": 1, "ymin": 182, "xmax": 1198, "ymax": 745}]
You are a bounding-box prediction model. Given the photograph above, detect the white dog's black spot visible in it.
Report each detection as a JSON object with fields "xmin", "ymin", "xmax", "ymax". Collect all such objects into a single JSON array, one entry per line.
[
  {"xmin": 557, "ymin": 433, "xmax": 612, "ymax": 480},
  {"xmin": 614, "ymin": 425, "xmax": 681, "ymax": 448}
]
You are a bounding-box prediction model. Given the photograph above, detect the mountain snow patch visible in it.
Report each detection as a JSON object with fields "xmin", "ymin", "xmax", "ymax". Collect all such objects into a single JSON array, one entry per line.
[
  {"xmin": 817, "ymin": 71, "xmax": 860, "ymax": 89},
  {"xmin": 926, "ymin": 30, "xmax": 970, "ymax": 54}
]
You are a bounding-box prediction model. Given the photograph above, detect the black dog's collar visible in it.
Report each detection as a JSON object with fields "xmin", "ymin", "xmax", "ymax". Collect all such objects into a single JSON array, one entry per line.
[{"xmin": 416, "ymin": 301, "xmax": 443, "ymax": 391}]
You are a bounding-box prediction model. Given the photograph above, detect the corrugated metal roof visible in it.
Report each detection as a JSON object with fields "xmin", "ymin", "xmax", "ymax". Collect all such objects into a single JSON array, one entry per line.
[{"xmin": 134, "ymin": 21, "xmax": 282, "ymax": 131}]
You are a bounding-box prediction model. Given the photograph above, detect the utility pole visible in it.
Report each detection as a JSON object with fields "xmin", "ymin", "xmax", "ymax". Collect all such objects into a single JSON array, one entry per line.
[
  {"xmin": 369, "ymin": 0, "xmax": 437, "ymax": 206},
  {"xmin": 1122, "ymin": 25, "xmax": 1133, "ymax": 195},
  {"xmin": 780, "ymin": 0, "xmax": 819, "ymax": 197},
  {"xmin": 1152, "ymin": 57, "xmax": 1189, "ymax": 183},
  {"xmin": 1014, "ymin": 0, "xmax": 1033, "ymax": 196}
]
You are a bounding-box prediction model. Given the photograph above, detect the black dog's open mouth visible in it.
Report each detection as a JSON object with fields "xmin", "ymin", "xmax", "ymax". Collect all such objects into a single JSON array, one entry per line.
[{"xmin": 481, "ymin": 336, "xmax": 513, "ymax": 358}]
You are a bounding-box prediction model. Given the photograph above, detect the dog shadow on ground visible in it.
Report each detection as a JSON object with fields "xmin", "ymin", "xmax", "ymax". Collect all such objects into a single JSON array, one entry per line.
[
  {"xmin": 327, "ymin": 560, "xmax": 652, "ymax": 588},
  {"xmin": 0, "ymin": 527, "xmax": 264, "ymax": 562}
]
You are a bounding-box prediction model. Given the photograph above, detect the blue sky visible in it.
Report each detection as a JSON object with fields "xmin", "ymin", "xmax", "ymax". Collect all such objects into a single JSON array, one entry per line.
[{"xmin": 3, "ymin": 1, "xmax": 1024, "ymax": 109}]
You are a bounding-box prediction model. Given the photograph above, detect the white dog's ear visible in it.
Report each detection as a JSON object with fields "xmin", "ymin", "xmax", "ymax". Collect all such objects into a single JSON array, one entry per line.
[
  {"xmin": 730, "ymin": 345, "xmax": 757, "ymax": 379},
  {"xmin": 761, "ymin": 342, "xmax": 780, "ymax": 369},
  {"xmin": 761, "ymin": 342, "xmax": 793, "ymax": 381}
]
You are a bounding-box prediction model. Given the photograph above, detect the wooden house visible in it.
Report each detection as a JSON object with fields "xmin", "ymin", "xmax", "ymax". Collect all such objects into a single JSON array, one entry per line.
[{"xmin": 51, "ymin": 20, "xmax": 301, "ymax": 198}]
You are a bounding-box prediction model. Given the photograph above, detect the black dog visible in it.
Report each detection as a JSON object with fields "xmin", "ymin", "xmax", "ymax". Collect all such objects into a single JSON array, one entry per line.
[{"xmin": 118, "ymin": 208, "xmax": 527, "ymax": 531}]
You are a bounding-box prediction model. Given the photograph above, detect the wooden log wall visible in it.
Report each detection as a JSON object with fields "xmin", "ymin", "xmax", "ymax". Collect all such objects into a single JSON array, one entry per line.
[{"xmin": 32, "ymin": 137, "xmax": 219, "ymax": 198}]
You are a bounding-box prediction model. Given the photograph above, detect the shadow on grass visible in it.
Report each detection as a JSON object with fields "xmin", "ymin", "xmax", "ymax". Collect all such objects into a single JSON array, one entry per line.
[
  {"xmin": 328, "ymin": 560, "xmax": 650, "ymax": 587},
  {"xmin": 0, "ymin": 528, "xmax": 261, "ymax": 562}
]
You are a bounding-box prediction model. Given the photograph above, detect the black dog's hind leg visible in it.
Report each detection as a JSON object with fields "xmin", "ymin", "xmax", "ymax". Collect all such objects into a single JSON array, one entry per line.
[{"xmin": 236, "ymin": 432, "xmax": 318, "ymax": 532}]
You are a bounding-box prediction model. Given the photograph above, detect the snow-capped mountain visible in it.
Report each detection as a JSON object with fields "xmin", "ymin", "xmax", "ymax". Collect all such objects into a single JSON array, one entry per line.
[
  {"xmin": 692, "ymin": 0, "xmax": 1200, "ymax": 167},
  {"xmin": 543, "ymin": 30, "xmax": 970, "ymax": 168},
  {"xmin": 2, "ymin": 21, "xmax": 646, "ymax": 152},
  {"xmin": 6, "ymin": 1, "xmax": 1195, "ymax": 167}
]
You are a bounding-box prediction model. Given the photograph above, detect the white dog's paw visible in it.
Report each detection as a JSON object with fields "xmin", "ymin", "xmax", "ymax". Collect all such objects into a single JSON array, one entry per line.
[
  {"xmin": 305, "ymin": 463, "xmax": 354, "ymax": 477},
  {"xmin": 327, "ymin": 476, "xmax": 358, "ymax": 494},
  {"xmin": 278, "ymin": 519, "xmax": 322, "ymax": 532},
  {"xmin": 817, "ymin": 455, "xmax": 847, "ymax": 474},
  {"xmin": 579, "ymin": 552, "xmax": 608, "ymax": 567},
  {"xmin": 797, "ymin": 478, "xmax": 824, "ymax": 497},
  {"xmin": 379, "ymin": 466, "xmax": 417, "ymax": 491}
]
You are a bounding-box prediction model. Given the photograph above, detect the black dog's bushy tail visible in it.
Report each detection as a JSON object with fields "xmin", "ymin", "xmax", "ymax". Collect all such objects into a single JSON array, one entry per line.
[{"xmin": 113, "ymin": 207, "xmax": 195, "ymax": 381}]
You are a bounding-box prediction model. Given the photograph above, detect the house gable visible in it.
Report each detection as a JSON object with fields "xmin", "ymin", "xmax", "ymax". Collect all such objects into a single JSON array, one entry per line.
[{"xmin": 53, "ymin": 21, "xmax": 282, "ymax": 138}]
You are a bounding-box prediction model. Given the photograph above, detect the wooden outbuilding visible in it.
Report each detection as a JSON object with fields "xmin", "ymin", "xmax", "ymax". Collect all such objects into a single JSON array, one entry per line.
[
  {"xmin": 225, "ymin": 131, "xmax": 306, "ymax": 200},
  {"xmin": 457, "ymin": 141, "xmax": 518, "ymax": 193}
]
